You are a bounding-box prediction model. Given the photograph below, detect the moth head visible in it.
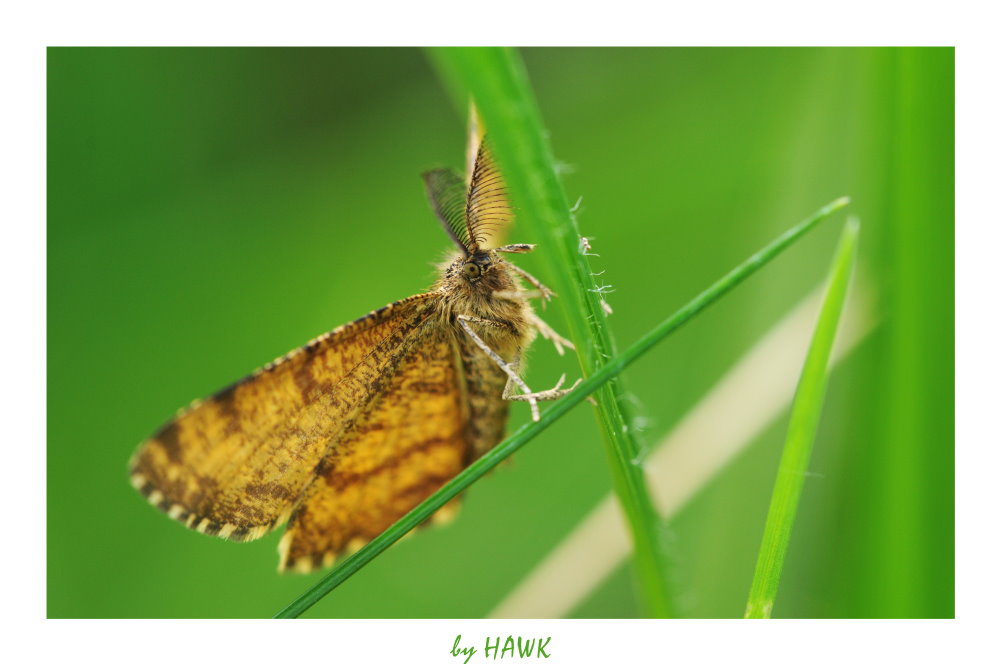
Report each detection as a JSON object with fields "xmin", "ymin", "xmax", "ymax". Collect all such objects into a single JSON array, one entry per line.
[
  {"xmin": 439, "ymin": 250, "xmax": 507, "ymax": 292},
  {"xmin": 461, "ymin": 252, "xmax": 493, "ymax": 283},
  {"xmin": 437, "ymin": 250, "xmax": 518, "ymax": 309}
]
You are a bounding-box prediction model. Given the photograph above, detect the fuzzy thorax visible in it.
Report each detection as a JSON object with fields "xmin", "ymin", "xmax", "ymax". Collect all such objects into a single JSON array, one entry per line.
[{"xmin": 433, "ymin": 250, "xmax": 536, "ymax": 358}]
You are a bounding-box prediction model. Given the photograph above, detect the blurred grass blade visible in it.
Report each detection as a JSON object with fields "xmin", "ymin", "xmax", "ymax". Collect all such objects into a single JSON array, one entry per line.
[
  {"xmin": 744, "ymin": 218, "xmax": 860, "ymax": 619},
  {"xmin": 273, "ymin": 198, "xmax": 849, "ymax": 618}
]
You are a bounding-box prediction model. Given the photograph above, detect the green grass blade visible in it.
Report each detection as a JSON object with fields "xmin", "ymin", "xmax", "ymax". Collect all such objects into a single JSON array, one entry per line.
[
  {"xmin": 744, "ymin": 218, "xmax": 860, "ymax": 619},
  {"xmin": 427, "ymin": 46, "xmax": 675, "ymax": 617},
  {"xmin": 273, "ymin": 198, "xmax": 848, "ymax": 618}
]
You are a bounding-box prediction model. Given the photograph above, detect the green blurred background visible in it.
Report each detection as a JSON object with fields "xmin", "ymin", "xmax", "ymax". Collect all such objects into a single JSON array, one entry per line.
[{"xmin": 47, "ymin": 47, "xmax": 953, "ymax": 618}]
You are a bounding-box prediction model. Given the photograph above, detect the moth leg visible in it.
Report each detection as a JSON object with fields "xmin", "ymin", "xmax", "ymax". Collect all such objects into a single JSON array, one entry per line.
[
  {"xmin": 458, "ymin": 315, "xmax": 581, "ymax": 421},
  {"xmin": 457, "ymin": 315, "xmax": 541, "ymax": 422},
  {"xmin": 501, "ymin": 374, "xmax": 519, "ymax": 400},
  {"xmin": 500, "ymin": 358, "xmax": 523, "ymax": 404},
  {"xmin": 493, "ymin": 288, "xmax": 546, "ymax": 302},
  {"xmin": 506, "ymin": 373, "xmax": 582, "ymax": 403},
  {"xmin": 492, "ymin": 283, "xmax": 575, "ymax": 356},
  {"xmin": 498, "ymin": 355, "xmax": 559, "ymax": 401},
  {"xmin": 526, "ymin": 309, "xmax": 576, "ymax": 356},
  {"xmin": 505, "ymin": 262, "xmax": 555, "ymax": 307}
]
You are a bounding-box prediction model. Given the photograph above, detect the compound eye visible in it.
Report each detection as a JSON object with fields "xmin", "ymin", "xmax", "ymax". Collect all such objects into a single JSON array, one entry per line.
[{"xmin": 463, "ymin": 262, "xmax": 482, "ymax": 279}]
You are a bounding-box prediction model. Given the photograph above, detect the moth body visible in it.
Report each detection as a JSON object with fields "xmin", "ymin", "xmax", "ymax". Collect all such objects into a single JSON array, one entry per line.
[
  {"xmin": 435, "ymin": 249, "xmax": 537, "ymax": 362},
  {"xmin": 129, "ymin": 121, "xmax": 576, "ymax": 573}
]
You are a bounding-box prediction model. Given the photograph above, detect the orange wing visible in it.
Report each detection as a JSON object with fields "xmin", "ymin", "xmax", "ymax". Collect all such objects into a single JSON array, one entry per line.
[
  {"xmin": 277, "ymin": 322, "xmax": 474, "ymax": 572},
  {"xmin": 128, "ymin": 294, "xmax": 438, "ymax": 542}
]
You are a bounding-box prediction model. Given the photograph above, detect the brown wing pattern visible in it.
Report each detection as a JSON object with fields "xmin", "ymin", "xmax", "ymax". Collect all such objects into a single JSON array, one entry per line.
[
  {"xmin": 278, "ymin": 323, "xmax": 472, "ymax": 572},
  {"xmin": 129, "ymin": 293, "xmax": 438, "ymax": 542}
]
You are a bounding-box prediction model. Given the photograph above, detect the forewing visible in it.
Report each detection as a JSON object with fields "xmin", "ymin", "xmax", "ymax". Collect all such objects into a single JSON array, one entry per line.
[
  {"xmin": 465, "ymin": 139, "xmax": 513, "ymax": 251},
  {"xmin": 129, "ymin": 294, "xmax": 437, "ymax": 541},
  {"xmin": 278, "ymin": 323, "xmax": 473, "ymax": 572}
]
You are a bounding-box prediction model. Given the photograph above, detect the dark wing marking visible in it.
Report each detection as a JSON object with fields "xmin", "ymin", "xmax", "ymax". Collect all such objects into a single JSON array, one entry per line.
[{"xmin": 278, "ymin": 323, "xmax": 470, "ymax": 572}]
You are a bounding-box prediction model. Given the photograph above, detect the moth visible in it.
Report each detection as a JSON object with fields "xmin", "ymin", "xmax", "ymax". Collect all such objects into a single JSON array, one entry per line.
[{"xmin": 129, "ymin": 117, "xmax": 577, "ymax": 573}]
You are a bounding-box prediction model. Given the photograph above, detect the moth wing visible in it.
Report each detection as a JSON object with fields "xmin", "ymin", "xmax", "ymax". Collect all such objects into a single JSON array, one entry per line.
[
  {"xmin": 465, "ymin": 138, "xmax": 513, "ymax": 251},
  {"xmin": 278, "ymin": 323, "xmax": 474, "ymax": 572},
  {"xmin": 129, "ymin": 293, "xmax": 437, "ymax": 542}
]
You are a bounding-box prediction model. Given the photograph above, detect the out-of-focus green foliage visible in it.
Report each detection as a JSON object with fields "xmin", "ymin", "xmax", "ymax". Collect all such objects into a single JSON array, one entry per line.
[{"xmin": 47, "ymin": 47, "xmax": 953, "ymax": 618}]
